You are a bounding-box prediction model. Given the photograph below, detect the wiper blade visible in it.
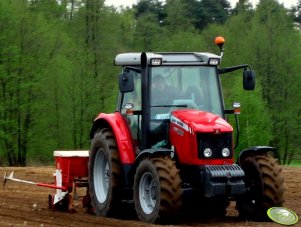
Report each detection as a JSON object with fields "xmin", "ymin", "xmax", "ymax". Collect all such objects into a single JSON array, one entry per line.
[{"xmin": 150, "ymin": 104, "xmax": 188, "ymax": 107}]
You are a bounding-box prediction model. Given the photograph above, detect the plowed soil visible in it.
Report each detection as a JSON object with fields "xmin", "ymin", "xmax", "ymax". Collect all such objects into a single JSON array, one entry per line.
[{"xmin": 0, "ymin": 166, "xmax": 300, "ymax": 226}]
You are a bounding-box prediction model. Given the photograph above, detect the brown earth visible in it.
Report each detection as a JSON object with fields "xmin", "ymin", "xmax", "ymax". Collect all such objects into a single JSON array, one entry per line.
[{"xmin": 0, "ymin": 166, "xmax": 300, "ymax": 227}]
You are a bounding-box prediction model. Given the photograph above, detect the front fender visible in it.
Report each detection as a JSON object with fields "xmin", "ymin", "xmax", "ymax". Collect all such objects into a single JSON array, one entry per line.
[
  {"xmin": 237, "ymin": 146, "xmax": 278, "ymax": 165},
  {"xmin": 90, "ymin": 112, "xmax": 135, "ymax": 164},
  {"xmin": 135, "ymin": 148, "xmax": 173, "ymax": 164}
]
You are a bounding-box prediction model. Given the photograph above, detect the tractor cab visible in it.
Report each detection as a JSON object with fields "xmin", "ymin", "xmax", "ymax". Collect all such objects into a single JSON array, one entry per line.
[{"xmin": 116, "ymin": 50, "xmax": 253, "ymax": 153}]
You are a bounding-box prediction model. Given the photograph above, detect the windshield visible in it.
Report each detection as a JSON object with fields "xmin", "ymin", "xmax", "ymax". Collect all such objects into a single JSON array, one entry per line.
[{"xmin": 150, "ymin": 66, "xmax": 223, "ymax": 119}]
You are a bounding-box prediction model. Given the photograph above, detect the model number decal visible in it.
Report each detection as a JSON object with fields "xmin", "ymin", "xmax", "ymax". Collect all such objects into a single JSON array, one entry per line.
[{"xmin": 170, "ymin": 115, "xmax": 190, "ymax": 132}]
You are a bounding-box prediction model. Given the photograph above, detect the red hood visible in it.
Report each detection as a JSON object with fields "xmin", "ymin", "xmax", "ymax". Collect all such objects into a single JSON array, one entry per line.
[{"xmin": 171, "ymin": 109, "xmax": 233, "ymax": 133}]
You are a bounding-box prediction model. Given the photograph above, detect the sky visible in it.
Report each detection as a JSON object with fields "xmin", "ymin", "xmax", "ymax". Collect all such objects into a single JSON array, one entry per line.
[{"xmin": 105, "ymin": 0, "xmax": 299, "ymax": 9}]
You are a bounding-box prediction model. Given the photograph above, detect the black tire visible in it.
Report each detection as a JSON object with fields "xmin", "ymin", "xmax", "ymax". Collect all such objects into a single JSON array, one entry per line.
[
  {"xmin": 88, "ymin": 128, "xmax": 122, "ymax": 217},
  {"xmin": 237, "ymin": 154, "xmax": 285, "ymax": 220},
  {"xmin": 134, "ymin": 156, "xmax": 182, "ymax": 223}
]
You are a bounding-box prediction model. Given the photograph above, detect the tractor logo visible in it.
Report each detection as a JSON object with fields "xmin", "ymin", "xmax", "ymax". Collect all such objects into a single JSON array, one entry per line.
[{"xmin": 213, "ymin": 128, "xmax": 221, "ymax": 134}]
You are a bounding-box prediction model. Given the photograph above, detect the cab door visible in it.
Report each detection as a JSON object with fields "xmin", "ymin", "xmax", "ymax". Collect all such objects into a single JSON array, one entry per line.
[{"xmin": 119, "ymin": 70, "xmax": 142, "ymax": 152}]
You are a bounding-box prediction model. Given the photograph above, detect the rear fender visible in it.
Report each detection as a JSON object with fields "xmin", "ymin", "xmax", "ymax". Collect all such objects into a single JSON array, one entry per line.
[
  {"xmin": 90, "ymin": 112, "xmax": 136, "ymax": 164},
  {"xmin": 237, "ymin": 146, "xmax": 278, "ymax": 165}
]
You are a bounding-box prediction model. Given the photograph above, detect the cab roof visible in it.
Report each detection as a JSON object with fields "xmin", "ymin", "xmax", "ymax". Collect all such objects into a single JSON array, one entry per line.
[{"xmin": 114, "ymin": 52, "xmax": 221, "ymax": 66}]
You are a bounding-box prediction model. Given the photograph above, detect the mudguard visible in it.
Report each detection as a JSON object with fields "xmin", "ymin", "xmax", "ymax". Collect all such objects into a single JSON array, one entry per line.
[
  {"xmin": 135, "ymin": 148, "xmax": 173, "ymax": 164},
  {"xmin": 90, "ymin": 112, "xmax": 136, "ymax": 164},
  {"xmin": 237, "ymin": 146, "xmax": 278, "ymax": 165}
]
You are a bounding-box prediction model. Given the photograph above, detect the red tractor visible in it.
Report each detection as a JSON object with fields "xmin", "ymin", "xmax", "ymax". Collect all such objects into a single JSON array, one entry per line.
[{"xmin": 88, "ymin": 37, "xmax": 284, "ymax": 223}]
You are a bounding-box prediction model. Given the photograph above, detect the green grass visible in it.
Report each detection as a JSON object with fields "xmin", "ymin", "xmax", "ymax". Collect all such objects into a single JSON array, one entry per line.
[{"xmin": 286, "ymin": 160, "xmax": 301, "ymax": 167}]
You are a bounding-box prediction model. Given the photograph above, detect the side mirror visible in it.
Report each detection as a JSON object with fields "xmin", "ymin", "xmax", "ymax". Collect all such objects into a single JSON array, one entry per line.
[
  {"xmin": 119, "ymin": 70, "xmax": 134, "ymax": 93},
  {"xmin": 243, "ymin": 70, "xmax": 255, "ymax": 90}
]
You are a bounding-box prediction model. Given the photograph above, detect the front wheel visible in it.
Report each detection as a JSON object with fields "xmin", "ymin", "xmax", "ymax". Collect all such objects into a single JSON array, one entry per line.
[
  {"xmin": 236, "ymin": 154, "xmax": 285, "ymax": 220},
  {"xmin": 134, "ymin": 156, "xmax": 182, "ymax": 223},
  {"xmin": 88, "ymin": 128, "xmax": 122, "ymax": 217}
]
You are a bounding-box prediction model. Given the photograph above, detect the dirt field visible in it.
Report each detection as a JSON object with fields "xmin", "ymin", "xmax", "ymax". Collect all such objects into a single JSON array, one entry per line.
[{"xmin": 0, "ymin": 166, "xmax": 300, "ymax": 227}]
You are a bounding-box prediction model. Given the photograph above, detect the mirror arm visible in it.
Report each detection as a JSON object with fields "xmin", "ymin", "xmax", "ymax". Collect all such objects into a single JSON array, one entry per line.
[
  {"xmin": 124, "ymin": 66, "xmax": 141, "ymax": 74},
  {"xmin": 218, "ymin": 64, "xmax": 250, "ymax": 74}
]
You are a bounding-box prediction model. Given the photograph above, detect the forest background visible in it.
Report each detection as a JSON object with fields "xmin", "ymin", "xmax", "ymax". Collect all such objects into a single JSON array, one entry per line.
[{"xmin": 1, "ymin": 0, "xmax": 301, "ymax": 166}]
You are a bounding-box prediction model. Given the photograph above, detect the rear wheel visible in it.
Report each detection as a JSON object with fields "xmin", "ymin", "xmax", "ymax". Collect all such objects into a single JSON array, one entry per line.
[
  {"xmin": 88, "ymin": 128, "xmax": 122, "ymax": 217},
  {"xmin": 237, "ymin": 154, "xmax": 284, "ymax": 220},
  {"xmin": 134, "ymin": 156, "xmax": 182, "ymax": 223}
]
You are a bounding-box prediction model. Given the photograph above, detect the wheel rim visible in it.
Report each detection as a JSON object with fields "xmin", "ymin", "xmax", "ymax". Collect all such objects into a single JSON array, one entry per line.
[
  {"xmin": 93, "ymin": 148, "xmax": 109, "ymax": 203},
  {"xmin": 139, "ymin": 172, "xmax": 157, "ymax": 214}
]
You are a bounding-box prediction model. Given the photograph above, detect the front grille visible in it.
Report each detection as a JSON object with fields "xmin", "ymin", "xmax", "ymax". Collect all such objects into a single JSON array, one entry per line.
[{"xmin": 197, "ymin": 132, "xmax": 232, "ymax": 159}]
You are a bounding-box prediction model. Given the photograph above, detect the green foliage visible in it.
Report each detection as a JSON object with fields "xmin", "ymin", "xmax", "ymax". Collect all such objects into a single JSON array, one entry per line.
[
  {"xmin": 154, "ymin": 31, "xmax": 205, "ymax": 51},
  {"xmin": 164, "ymin": 0, "xmax": 194, "ymax": 32},
  {"xmin": 231, "ymin": 0, "xmax": 254, "ymax": 15},
  {"xmin": 288, "ymin": 0, "xmax": 301, "ymax": 23},
  {"xmin": 225, "ymin": 75, "xmax": 273, "ymax": 158},
  {"xmin": 203, "ymin": 1, "xmax": 300, "ymax": 164},
  {"xmin": 247, "ymin": 0, "xmax": 301, "ymax": 164},
  {"xmin": 133, "ymin": 0, "xmax": 165, "ymax": 21},
  {"xmin": 0, "ymin": 0, "xmax": 63, "ymax": 165},
  {"xmin": 0, "ymin": 0, "xmax": 121, "ymax": 165},
  {"xmin": 0, "ymin": 0, "xmax": 300, "ymax": 165},
  {"xmin": 179, "ymin": 0, "xmax": 231, "ymax": 30},
  {"xmin": 134, "ymin": 12, "xmax": 162, "ymax": 50}
]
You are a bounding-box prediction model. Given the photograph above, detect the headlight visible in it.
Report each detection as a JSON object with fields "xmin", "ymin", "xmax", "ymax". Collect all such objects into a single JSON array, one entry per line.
[
  {"xmin": 204, "ymin": 148, "xmax": 212, "ymax": 158},
  {"xmin": 222, "ymin": 148, "xmax": 230, "ymax": 157}
]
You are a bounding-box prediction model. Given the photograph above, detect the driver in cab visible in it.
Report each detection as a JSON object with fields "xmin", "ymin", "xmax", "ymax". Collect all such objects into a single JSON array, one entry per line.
[{"xmin": 151, "ymin": 74, "xmax": 178, "ymax": 105}]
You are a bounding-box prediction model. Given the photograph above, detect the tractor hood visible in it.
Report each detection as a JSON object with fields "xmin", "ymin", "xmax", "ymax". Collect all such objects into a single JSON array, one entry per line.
[{"xmin": 171, "ymin": 109, "xmax": 233, "ymax": 133}]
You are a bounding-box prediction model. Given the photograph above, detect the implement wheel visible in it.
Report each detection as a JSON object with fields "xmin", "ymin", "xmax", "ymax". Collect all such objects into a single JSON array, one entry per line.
[
  {"xmin": 134, "ymin": 156, "xmax": 182, "ymax": 223},
  {"xmin": 237, "ymin": 154, "xmax": 285, "ymax": 220},
  {"xmin": 88, "ymin": 128, "xmax": 122, "ymax": 217}
]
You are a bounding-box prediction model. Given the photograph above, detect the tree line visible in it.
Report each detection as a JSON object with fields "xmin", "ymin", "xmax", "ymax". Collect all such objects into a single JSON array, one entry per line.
[{"xmin": 0, "ymin": 0, "xmax": 301, "ymax": 166}]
